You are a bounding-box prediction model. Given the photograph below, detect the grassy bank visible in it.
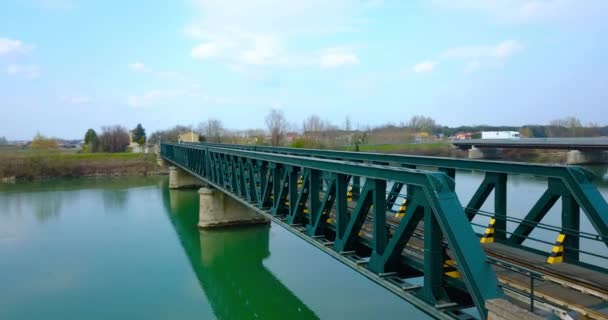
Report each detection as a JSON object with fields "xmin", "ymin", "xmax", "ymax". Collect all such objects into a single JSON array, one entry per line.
[{"xmin": 0, "ymin": 149, "xmax": 165, "ymax": 181}]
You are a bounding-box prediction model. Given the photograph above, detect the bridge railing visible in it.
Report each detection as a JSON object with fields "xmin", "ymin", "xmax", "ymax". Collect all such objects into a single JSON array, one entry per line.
[
  {"xmin": 161, "ymin": 142, "xmax": 503, "ymax": 319},
  {"xmin": 187, "ymin": 142, "xmax": 608, "ymax": 270}
]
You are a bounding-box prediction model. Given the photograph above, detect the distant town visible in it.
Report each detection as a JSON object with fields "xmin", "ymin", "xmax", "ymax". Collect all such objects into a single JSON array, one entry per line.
[{"xmin": 1, "ymin": 114, "xmax": 606, "ymax": 153}]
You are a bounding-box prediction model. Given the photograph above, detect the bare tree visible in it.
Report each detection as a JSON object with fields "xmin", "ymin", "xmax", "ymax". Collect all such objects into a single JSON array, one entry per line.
[
  {"xmin": 99, "ymin": 125, "xmax": 130, "ymax": 152},
  {"xmin": 344, "ymin": 116, "xmax": 352, "ymax": 131},
  {"xmin": 302, "ymin": 114, "xmax": 325, "ymax": 132},
  {"xmin": 198, "ymin": 119, "xmax": 224, "ymax": 143},
  {"xmin": 266, "ymin": 109, "xmax": 288, "ymax": 146},
  {"xmin": 406, "ymin": 115, "xmax": 438, "ymax": 133},
  {"xmin": 550, "ymin": 116, "xmax": 582, "ymax": 137}
]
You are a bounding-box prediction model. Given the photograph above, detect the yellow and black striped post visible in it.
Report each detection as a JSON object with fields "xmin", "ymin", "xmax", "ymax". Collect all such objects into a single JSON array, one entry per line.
[
  {"xmin": 480, "ymin": 218, "xmax": 495, "ymax": 244},
  {"xmin": 297, "ymin": 176, "xmax": 303, "ymax": 187},
  {"xmin": 347, "ymin": 186, "xmax": 353, "ymax": 201},
  {"xmin": 394, "ymin": 199, "xmax": 407, "ymax": 218},
  {"xmin": 547, "ymin": 233, "xmax": 565, "ymax": 264}
]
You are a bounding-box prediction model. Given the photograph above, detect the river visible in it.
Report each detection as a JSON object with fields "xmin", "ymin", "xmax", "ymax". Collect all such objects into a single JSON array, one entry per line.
[
  {"xmin": 0, "ymin": 166, "xmax": 606, "ymax": 319},
  {"xmin": 0, "ymin": 177, "xmax": 430, "ymax": 320}
]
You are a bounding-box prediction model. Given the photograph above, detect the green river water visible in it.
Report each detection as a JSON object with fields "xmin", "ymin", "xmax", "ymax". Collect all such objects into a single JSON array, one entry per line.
[
  {"xmin": 0, "ymin": 166, "xmax": 606, "ymax": 320},
  {"xmin": 0, "ymin": 177, "xmax": 430, "ymax": 320}
]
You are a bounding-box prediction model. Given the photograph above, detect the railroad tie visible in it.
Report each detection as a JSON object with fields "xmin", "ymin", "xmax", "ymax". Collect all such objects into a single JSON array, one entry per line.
[
  {"xmin": 547, "ymin": 233, "xmax": 565, "ymax": 264},
  {"xmin": 480, "ymin": 218, "xmax": 495, "ymax": 244}
]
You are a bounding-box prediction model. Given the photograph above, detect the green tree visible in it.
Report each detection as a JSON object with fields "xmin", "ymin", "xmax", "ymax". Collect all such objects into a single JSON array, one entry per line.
[
  {"xmin": 0, "ymin": 136, "xmax": 8, "ymax": 145},
  {"xmin": 132, "ymin": 123, "xmax": 146, "ymax": 146},
  {"xmin": 83, "ymin": 128, "xmax": 99, "ymax": 152},
  {"xmin": 30, "ymin": 132, "xmax": 58, "ymax": 150}
]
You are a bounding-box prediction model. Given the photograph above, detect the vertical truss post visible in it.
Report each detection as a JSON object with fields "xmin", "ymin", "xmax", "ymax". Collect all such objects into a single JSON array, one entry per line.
[
  {"xmin": 335, "ymin": 174, "xmax": 349, "ymax": 240},
  {"xmin": 422, "ymin": 204, "xmax": 444, "ymax": 304},
  {"xmin": 352, "ymin": 176, "xmax": 361, "ymax": 200},
  {"xmin": 493, "ymin": 173, "xmax": 507, "ymax": 242},
  {"xmin": 562, "ymin": 192, "xmax": 580, "ymax": 262},
  {"xmin": 271, "ymin": 163, "xmax": 281, "ymax": 213},
  {"xmin": 372, "ymin": 179, "xmax": 388, "ymax": 256}
]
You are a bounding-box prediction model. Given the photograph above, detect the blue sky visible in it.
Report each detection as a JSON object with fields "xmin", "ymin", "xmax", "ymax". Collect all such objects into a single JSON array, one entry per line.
[{"xmin": 1, "ymin": 0, "xmax": 607, "ymax": 140}]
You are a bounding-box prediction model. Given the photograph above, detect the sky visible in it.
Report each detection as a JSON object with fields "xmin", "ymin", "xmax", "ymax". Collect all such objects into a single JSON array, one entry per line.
[{"xmin": 0, "ymin": 0, "xmax": 607, "ymax": 140}]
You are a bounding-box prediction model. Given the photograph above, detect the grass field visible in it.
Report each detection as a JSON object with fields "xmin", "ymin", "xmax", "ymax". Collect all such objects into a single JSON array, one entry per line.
[{"xmin": 0, "ymin": 148, "xmax": 163, "ymax": 180}]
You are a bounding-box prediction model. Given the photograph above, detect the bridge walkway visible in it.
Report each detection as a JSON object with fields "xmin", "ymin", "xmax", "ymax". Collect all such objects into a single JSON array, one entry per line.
[{"xmin": 313, "ymin": 192, "xmax": 608, "ymax": 319}]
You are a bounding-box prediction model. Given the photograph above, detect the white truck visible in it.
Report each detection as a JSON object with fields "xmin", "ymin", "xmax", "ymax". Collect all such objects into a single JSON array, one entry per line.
[{"xmin": 481, "ymin": 131, "xmax": 520, "ymax": 139}]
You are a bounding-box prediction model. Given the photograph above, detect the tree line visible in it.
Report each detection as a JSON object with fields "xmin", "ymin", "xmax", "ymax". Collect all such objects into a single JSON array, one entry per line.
[
  {"xmin": 148, "ymin": 112, "xmax": 607, "ymax": 149},
  {"xmin": 82, "ymin": 124, "xmax": 146, "ymax": 153}
]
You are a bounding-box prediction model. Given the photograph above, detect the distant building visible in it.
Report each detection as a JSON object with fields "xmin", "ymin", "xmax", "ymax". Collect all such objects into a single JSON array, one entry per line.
[
  {"xmin": 129, "ymin": 131, "xmax": 144, "ymax": 153},
  {"xmin": 178, "ymin": 131, "xmax": 199, "ymax": 143},
  {"xmin": 481, "ymin": 131, "xmax": 520, "ymax": 139},
  {"xmin": 453, "ymin": 132, "xmax": 472, "ymax": 140}
]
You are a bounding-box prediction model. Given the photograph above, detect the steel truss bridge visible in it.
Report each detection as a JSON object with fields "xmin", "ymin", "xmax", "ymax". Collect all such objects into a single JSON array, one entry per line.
[{"xmin": 160, "ymin": 142, "xmax": 608, "ymax": 320}]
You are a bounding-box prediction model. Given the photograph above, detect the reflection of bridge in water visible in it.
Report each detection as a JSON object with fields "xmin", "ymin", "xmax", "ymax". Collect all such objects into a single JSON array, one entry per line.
[{"xmin": 162, "ymin": 187, "xmax": 318, "ymax": 320}]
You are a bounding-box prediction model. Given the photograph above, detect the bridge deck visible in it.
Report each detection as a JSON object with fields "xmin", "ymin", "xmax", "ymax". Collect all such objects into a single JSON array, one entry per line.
[
  {"xmin": 452, "ymin": 137, "xmax": 608, "ymax": 150},
  {"xmin": 321, "ymin": 197, "xmax": 608, "ymax": 318}
]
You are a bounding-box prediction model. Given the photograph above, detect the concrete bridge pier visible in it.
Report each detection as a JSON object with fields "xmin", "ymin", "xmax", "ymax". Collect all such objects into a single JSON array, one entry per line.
[
  {"xmin": 468, "ymin": 147, "xmax": 502, "ymax": 160},
  {"xmin": 566, "ymin": 150, "xmax": 608, "ymax": 165},
  {"xmin": 169, "ymin": 166, "xmax": 203, "ymax": 189},
  {"xmin": 198, "ymin": 187, "xmax": 269, "ymax": 229}
]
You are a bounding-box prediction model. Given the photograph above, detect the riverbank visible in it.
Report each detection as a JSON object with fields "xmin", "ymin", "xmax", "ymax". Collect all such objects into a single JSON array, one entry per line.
[
  {"xmin": 341, "ymin": 143, "xmax": 572, "ymax": 164},
  {"xmin": 0, "ymin": 150, "xmax": 166, "ymax": 182}
]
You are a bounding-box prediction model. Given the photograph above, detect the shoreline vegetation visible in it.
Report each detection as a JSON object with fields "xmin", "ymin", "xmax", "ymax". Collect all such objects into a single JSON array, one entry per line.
[
  {"xmin": 0, "ymin": 142, "xmax": 577, "ymax": 183},
  {"xmin": 0, "ymin": 147, "xmax": 166, "ymax": 183}
]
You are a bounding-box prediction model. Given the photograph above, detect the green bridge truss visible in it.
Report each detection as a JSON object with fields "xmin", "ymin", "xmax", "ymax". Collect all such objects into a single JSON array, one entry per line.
[
  {"xmin": 161, "ymin": 142, "xmax": 608, "ymax": 319},
  {"xmin": 162, "ymin": 142, "xmax": 504, "ymax": 319},
  {"xmin": 193, "ymin": 142, "xmax": 608, "ymax": 269}
]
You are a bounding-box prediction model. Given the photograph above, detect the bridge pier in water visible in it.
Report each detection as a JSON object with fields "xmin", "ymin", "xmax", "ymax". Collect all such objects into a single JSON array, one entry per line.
[
  {"xmin": 198, "ymin": 187, "xmax": 269, "ymax": 229},
  {"xmin": 566, "ymin": 150, "xmax": 608, "ymax": 164},
  {"xmin": 169, "ymin": 166, "xmax": 204, "ymax": 189},
  {"xmin": 468, "ymin": 147, "xmax": 502, "ymax": 160}
]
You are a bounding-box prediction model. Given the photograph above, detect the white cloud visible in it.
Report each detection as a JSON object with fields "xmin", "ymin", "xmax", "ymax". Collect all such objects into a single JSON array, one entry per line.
[
  {"xmin": 413, "ymin": 60, "xmax": 438, "ymax": 73},
  {"xmin": 0, "ymin": 38, "xmax": 33, "ymax": 56},
  {"xmin": 320, "ymin": 48, "xmax": 359, "ymax": 68},
  {"xmin": 238, "ymin": 35, "xmax": 282, "ymax": 66},
  {"xmin": 429, "ymin": 0, "xmax": 608, "ymax": 23},
  {"xmin": 7, "ymin": 64, "xmax": 40, "ymax": 79},
  {"xmin": 441, "ymin": 40, "xmax": 523, "ymax": 71},
  {"xmin": 191, "ymin": 42, "xmax": 225, "ymax": 59},
  {"xmin": 60, "ymin": 95, "xmax": 90, "ymax": 105},
  {"xmin": 128, "ymin": 62, "xmax": 148, "ymax": 72},
  {"xmin": 185, "ymin": 1, "xmax": 379, "ymax": 68},
  {"xmin": 443, "ymin": 40, "xmax": 523, "ymax": 60}
]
